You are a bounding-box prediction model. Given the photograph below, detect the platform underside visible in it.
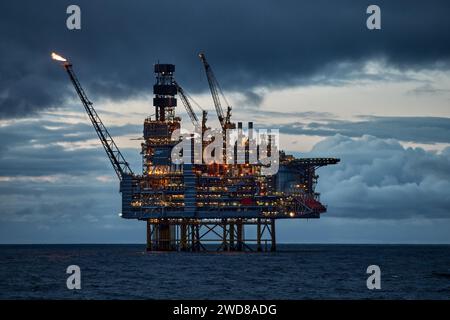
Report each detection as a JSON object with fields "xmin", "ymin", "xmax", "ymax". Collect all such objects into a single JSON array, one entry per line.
[
  {"xmin": 144, "ymin": 218, "xmax": 278, "ymax": 252},
  {"xmin": 123, "ymin": 211, "xmax": 321, "ymax": 220}
]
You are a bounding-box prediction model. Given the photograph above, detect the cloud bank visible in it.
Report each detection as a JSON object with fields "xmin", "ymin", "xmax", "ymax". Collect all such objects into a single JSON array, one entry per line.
[
  {"xmin": 307, "ymin": 134, "xmax": 450, "ymax": 219},
  {"xmin": 1, "ymin": 0, "xmax": 450, "ymax": 118},
  {"xmin": 276, "ymin": 116, "xmax": 450, "ymax": 144}
]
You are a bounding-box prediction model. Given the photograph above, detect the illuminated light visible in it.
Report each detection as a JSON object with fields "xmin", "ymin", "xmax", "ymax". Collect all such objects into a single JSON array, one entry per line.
[
  {"xmin": 289, "ymin": 212, "xmax": 295, "ymax": 217},
  {"xmin": 51, "ymin": 52, "xmax": 67, "ymax": 62}
]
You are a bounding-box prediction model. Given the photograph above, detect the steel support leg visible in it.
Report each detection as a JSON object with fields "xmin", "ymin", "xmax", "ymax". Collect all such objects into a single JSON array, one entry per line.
[
  {"xmin": 257, "ymin": 218, "xmax": 262, "ymax": 252},
  {"xmin": 229, "ymin": 222, "xmax": 235, "ymax": 251},
  {"xmin": 237, "ymin": 220, "xmax": 243, "ymax": 251},
  {"xmin": 222, "ymin": 219, "xmax": 228, "ymax": 251},
  {"xmin": 270, "ymin": 219, "xmax": 276, "ymax": 252},
  {"xmin": 146, "ymin": 220, "xmax": 152, "ymax": 251},
  {"xmin": 190, "ymin": 224, "xmax": 195, "ymax": 252},
  {"xmin": 180, "ymin": 222, "xmax": 187, "ymax": 251},
  {"xmin": 195, "ymin": 224, "xmax": 200, "ymax": 251}
]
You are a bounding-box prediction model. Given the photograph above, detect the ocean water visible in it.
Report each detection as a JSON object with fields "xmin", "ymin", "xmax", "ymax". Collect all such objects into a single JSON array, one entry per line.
[{"xmin": 0, "ymin": 244, "xmax": 449, "ymax": 299}]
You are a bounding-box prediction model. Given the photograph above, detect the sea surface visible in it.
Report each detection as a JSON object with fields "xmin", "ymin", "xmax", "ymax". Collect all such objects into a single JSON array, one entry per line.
[{"xmin": 0, "ymin": 244, "xmax": 449, "ymax": 299}]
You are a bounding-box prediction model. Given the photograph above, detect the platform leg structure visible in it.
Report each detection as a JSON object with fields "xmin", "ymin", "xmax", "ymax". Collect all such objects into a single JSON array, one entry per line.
[{"xmin": 145, "ymin": 218, "xmax": 276, "ymax": 252}]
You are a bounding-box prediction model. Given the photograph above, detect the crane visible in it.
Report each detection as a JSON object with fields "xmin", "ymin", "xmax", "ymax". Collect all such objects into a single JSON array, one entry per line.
[
  {"xmin": 201, "ymin": 110, "xmax": 208, "ymax": 134},
  {"xmin": 174, "ymin": 81, "xmax": 209, "ymax": 134},
  {"xmin": 174, "ymin": 81, "xmax": 200, "ymax": 127},
  {"xmin": 51, "ymin": 52, "xmax": 133, "ymax": 181},
  {"xmin": 198, "ymin": 53, "xmax": 233, "ymax": 129}
]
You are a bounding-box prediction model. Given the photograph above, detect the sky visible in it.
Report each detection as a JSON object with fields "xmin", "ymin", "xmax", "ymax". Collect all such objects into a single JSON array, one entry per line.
[{"xmin": 1, "ymin": 0, "xmax": 450, "ymax": 243}]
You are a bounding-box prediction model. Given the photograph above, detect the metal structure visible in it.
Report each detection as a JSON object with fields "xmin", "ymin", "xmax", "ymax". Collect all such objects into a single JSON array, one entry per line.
[
  {"xmin": 62, "ymin": 60, "xmax": 133, "ymax": 180},
  {"xmin": 52, "ymin": 52, "xmax": 340, "ymax": 252},
  {"xmin": 199, "ymin": 53, "xmax": 233, "ymax": 129},
  {"xmin": 174, "ymin": 81, "xmax": 200, "ymax": 127}
]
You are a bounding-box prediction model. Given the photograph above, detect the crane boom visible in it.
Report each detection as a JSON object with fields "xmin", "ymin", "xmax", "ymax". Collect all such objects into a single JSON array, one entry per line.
[
  {"xmin": 174, "ymin": 81, "xmax": 200, "ymax": 127},
  {"xmin": 198, "ymin": 53, "xmax": 232, "ymax": 128},
  {"xmin": 62, "ymin": 62, "xmax": 133, "ymax": 180}
]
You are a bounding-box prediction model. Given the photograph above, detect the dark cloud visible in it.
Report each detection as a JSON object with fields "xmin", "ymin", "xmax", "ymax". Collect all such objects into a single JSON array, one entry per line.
[
  {"xmin": 408, "ymin": 83, "xmax": 450, "ymax": 95},
  {"xmin": 275, "ymin": 116, "xmax": 450, "ymax": 144},
  {"xmin": 1, "ymin": 0, "xmax": 450, "ymax": 118},
  {"xmin": 0, "ymin": 174, "xmax": 143, "ymax": 244},
  {"xmin": 238, "ymin": 91, "xmax": 265, "ymax": 107},
  {"xmin": 0, "ymin": 120, "xmax": 141, "ymax": 176},
  {"xmin": 306, "ymin": 134, "xmax": 450, "ymax": 219},
  {"xmin": 246, "ymin": 110, "xmax": 336, "ymax": 121},
  {"xmin": 0, "ymin": 118, "xmax": 143, "ymax": 242}
]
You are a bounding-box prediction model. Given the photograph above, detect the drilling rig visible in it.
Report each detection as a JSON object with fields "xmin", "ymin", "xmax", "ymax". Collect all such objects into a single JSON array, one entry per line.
[{"xmin": 52, "ymin": 52, "xmax": 339, "ymax": 252}]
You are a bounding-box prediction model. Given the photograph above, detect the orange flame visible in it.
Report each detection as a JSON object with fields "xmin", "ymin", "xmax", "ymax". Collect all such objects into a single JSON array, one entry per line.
[{"xmin": 51, "ymin": 52, "xmax": 67, "ymax": 62}]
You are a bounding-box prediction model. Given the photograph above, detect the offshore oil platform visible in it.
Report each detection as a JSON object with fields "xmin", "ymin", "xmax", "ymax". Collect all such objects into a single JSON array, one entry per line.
[{"xmin": 52, "ymin": 52, "xmax": 339, "ymax": 252}]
